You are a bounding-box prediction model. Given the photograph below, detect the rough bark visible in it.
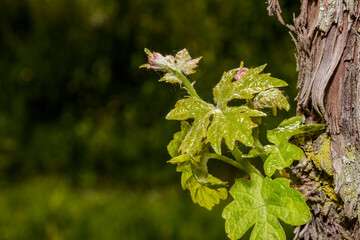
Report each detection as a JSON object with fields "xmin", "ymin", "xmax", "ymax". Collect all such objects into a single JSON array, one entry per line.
[{"xmin": 268, "ymin": 0, "xmax": 360, "ymax": 239}]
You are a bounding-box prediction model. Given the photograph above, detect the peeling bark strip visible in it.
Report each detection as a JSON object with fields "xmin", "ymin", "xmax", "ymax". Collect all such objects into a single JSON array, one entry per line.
[
  {"xmin": 294, "ymin": 0, "xmax": 360, "ymax": 214},
  {"xmin": 267, "ymin": 0, "xmax": 285, "ymax": 25},
  {"xmin": 268, "ymin": 0, "xmax": 360, "ymax": 239},
  {"xmin": 294, "ymin": 0, "xmax": 355, "ymax": 121}
]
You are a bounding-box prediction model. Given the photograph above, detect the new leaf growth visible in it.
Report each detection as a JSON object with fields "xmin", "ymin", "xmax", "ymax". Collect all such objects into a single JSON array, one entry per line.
[{"xmin": 141, "ymin": 48, "xmax": 323, "ymax": 239}]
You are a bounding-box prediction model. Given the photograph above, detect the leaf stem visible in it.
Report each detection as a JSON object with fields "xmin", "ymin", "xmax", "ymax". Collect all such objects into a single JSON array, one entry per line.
[
  {"xmin": 253, "ymin": 129, "xmax": 266, "ymax": 158},
  {"xmin": 253, "ymin": 129, "xmax": 261, "ymax": 147},
  {"xmin": 252, "ymin": 117, "xmax": 267, "ymax": 162},
  {"xmin": 246, "ymin": 99, "xmax": 253, "ymax": 108},
  {"xmin": 205, "ymin": 153, "xmax": 248, "ymax": 173},
  {"xmin": 230, "ymin": 146, "xmax": 263, "ymax": 176},
  {"xmin": 169, "ymin": 69, "xmax": 201, "ymax": 99}
]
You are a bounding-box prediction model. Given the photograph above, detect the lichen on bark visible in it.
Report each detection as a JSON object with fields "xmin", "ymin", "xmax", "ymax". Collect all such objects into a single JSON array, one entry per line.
[{"xmin": 303, "ymin": 134, "xmax": 333, "ymax": 176}]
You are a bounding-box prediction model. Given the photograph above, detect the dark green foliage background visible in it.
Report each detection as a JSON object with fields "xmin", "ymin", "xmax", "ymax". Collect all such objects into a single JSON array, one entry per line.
[{"xmin": 0, "ymin": 0, "xmax": 299, "ymax": 239}]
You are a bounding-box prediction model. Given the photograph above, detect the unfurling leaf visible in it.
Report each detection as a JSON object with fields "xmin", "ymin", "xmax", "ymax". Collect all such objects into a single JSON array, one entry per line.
[
  {"xmin": 140, "ymin": 48, "xmax": 174, "ymax": 72},
  {"xmin": 222, "ymin": 174, "xmax": 310, "ymax": 240},
  {"xmin": 159, "ymin": 72, "xmax": 180, "ymax": 84},
  {"xmin": 140, "ymin": 48, "xmax": 202, "ymax": 84},
  {"xmin": 253, "ymin": 88, "xmax": 290, "ymax": 116},
  {"xmin": 174, "ymin": 49, "xmax": 202, "ymax": 75}
]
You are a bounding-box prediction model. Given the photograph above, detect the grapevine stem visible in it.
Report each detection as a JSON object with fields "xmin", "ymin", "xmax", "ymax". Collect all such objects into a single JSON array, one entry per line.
[
  {"xmin": 206, "ymin": 149, "xmax": 262, "ymax": 176},
  {"xmin": 205, "ymin": 153, "xmax": 248, "ymax": 173},
  {"xmin": 253, "ymin": 128, "xmax": 262, "ymax": 148},
  {"xmin": 252, "ymin": 117, "xmax": 267, "ymax": 162},
  {"xmin": 230, "ymin": 146, "xmax": 263, "ymax": 176},
  {"xmin": 253, "ymin": 128, "xmax": 266, "ymax": 161},
  {"xmin": 169, "ymin": 69, "xmax": 201, "ymax": 99}
]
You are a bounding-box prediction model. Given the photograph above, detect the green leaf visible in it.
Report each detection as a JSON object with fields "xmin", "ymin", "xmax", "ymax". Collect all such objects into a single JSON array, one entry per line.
[
  {"xmin": 167, "ymin": 121, "xmax": 191, "ymax": 158},
  {"xmin": 166, "ymin": 97, "xmax": 214, "ymax": 153},
  {"xmin": 213, "ymin": 65, "xmax": 288, "ymax": 106},
  {"xmin": 181, "ymin": 162, "xmax": 228, "ymax": 210},
  {"xmin": 213, "ymin": 69, "xmax": 241, "ymax": 105},
  {"xmin": 264, "ymin": 117, "xmax": 326, "ymax": 176},
  {"xmin": 166, "ymin": 97, "xmax": 265, "ymax": 154},
  {"xmin": 264, "ymin": 143, "xmax": 303, "ymax": 177},
  {"xmin": 189, "ymin": 150, "xmax": 229, "ymax": 189},
  {"xmin": 168, "ymin": 148, "xmax": 228, "ymax": 210},
  {"xmin": 266, "ymin": 117, "xmax": 302, "ymax": 144},
  {"xmin": 191, "ymin": 160, "xmax": 228, "ymax": 189},
  {"xmin": 168, "ymin": 142, "xmax": 228, "ymax": 209},
  {"xmin": 253, "ymin": 88, "xmax": 290, "ymax": 116},
  {"xmin": 176, "ymin": 145, "xmax": 228, "ymax": 189},
  {"xmin": 167, "ymin": 153, "xmax": 190, "ymax": 164},
  {"xmin": 207, "ymin": 106, "xmax": 265, "ymax": 154},
  {"xmin": 266, "ymin": 117, "xmax": 324, "ymax": 142},
  {"xmin": 247, "ymin": 147, "xmax": 267, "ymax": 160},
  {"xmin": 174, "ymin": 49, "xmax": 202, "ymax": 75},
  {"xmin": 222, "ymin": 174, "xmax": 310, "ymax": 240},
  {"xmin": 263, "ymin": 117, "xmax": 304, "ymax": 176},
  {"xmin": 159, "ymin": 72, "xmax": 181, "ymax": 84}
]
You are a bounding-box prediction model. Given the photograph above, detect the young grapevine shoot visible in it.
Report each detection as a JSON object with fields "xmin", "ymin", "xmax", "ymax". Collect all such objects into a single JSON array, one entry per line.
[{"xmin": 141, "ymin": 49, "xmax": 324, "ymax": 240}]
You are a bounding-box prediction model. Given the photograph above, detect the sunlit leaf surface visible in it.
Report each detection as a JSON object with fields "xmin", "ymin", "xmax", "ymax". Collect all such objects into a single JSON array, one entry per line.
[
  {"xmin": 263, "ymin": 117, "xmax": 304, "ymax": 176},
  {"xmin": 178, "ymin": 162, "xmax": 227, "ymax": 210},
  {"xmin": 222, "ymin": 174, "xmax": 310, "ymax": 240},
  {"xmin": 264, "ymin": 116, "xmax": 325, "ymax": 176},
  {"xmin": 207, "ymin": 106, "xmax": 265, "ymax": 154},
  {"xmin": 166, "ymin": 97, "xmax": 214, "ymax": 153}
]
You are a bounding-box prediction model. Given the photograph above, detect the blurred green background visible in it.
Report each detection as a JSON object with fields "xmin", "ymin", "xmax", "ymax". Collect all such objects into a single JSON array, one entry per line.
[{"xmin": 0, "ymin": 0, "xmax": 300, "ymax": 239}]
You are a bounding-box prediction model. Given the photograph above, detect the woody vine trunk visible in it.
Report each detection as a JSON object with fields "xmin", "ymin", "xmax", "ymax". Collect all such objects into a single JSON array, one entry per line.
[{"xmin": 268, "ymin": 0, "xmax": 360, "ymax": 239}]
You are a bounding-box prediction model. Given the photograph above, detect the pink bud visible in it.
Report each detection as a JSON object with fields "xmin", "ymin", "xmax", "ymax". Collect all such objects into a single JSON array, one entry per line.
[
  {"xmin": 141, "ymin": 48, "xmax": 201, "ymax": 75},
  {"xmin": 234, "ymin": 68, "xmax": 249, "ymax": 80},
  {"xmin": 147, "ymin": 52, "xmax": 169, "ymax": 71}
]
